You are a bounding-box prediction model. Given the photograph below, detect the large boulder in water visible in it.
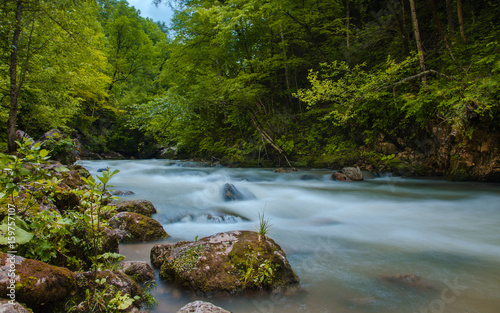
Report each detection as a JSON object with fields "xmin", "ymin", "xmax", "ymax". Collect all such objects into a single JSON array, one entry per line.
[
  {"xmin": 151, "ymin": 230, "xmax": 300, "ymax": 295},
  {"xmin": 222, "ymin": 183, "xmax": 245, "ymax": 201},
  {"xmin": 0, "ymin": 253, "xmax": 76, "ymax": 310},
  {"xmin": 108, "ymin": 212, "xmax": 169, "ymax": 243},
  {"xmin": 222, "ymin": 183, "xmax": 255, "ymax": 201},
  {"xmin": 115, "ymin": 200, "xmax": 157, "ymax": 217}
]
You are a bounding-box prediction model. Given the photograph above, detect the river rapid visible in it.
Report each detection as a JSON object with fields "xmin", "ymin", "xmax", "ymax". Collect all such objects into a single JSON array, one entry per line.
[{"xmin": 79, "ymin": 159, "xmax": 500, "ymax": 313}]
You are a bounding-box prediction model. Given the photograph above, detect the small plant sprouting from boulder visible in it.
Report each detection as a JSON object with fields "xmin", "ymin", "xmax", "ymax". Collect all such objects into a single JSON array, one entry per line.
[{"xmin": 256, "ymin": 211, "xmax": 272, "ymax": 241}]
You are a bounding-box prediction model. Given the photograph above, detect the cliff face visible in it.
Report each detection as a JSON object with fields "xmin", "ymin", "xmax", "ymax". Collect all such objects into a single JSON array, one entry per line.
[{"xmin": 387, "ymin": 124, "xmax": 500, "ymax": 182}]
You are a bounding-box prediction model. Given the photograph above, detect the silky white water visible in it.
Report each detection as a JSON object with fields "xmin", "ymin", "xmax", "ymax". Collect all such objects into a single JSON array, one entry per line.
[{"xmin": 80, "ymin": 159, "xmax": 500, "ymax": 313}]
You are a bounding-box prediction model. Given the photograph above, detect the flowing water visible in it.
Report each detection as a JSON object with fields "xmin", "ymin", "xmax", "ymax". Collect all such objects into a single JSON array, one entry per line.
[{"xmin": 79, "ymin": 159, "xmax": 500, "ymax": 313}]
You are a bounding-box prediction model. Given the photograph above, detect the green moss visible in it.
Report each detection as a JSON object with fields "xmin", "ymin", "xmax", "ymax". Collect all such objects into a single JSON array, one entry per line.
[{"xmin": 171, "ymin": 244, "xmax": 204, "ymax": 273}]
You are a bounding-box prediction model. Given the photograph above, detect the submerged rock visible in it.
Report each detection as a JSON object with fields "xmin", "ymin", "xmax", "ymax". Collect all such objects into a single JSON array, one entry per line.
[
  {"xmin": 108, "ymin": 212, "xmax": 169, "ymax": 243},
  {"xmin": 112, "ymin": 190, "xmax": 135, "ymax": 196},
  {"xmin": 177, "ymin": 300, "xmax": 231, "ymax": 313},
  {"xmin": 151, "ymin": 230, "xmax": 300, "ymax": 295},
  {"xmin": 0, "ymin": 253, "xmax": 76, "ymax": 310},
  {"xmin": 115, "ymin": 200, "xmax": 157, "ymax": 217},
  {"xmin": 381, "ymin": 274, "xmax": 430, "ymax": 289},
  {"xmin": 332, "ymin": 166, "xmax": 363, "ymax": 182}
]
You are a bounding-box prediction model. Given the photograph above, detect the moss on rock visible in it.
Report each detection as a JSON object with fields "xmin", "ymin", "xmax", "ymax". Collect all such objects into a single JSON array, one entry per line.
[
  {"xmin": 153, "ymin": 231, "xmax": 299, "ymax": 295},
  {"xmin": 115, "ymin": 200, "xmax": 157, "ymax": 217},
  {"xmin": 108, "ymin": 212, "xmax": 168, "ymax": 243},
  {"xmin": 0, "ymin": 253, "xmax": 76, "ymax": 311}
]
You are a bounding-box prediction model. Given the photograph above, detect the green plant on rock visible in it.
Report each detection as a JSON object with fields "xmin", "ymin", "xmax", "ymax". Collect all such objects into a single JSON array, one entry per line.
[
  {"xmin": 66, "ymin": 278, "xmax": 140, "ymax": 313},
  {"xmin": 256, "ymin": 211, "xmax": 272, "ymax": 241},
  {"xmin": 238, "ymin": 252, "xmax": 278, "ymax": 290}
]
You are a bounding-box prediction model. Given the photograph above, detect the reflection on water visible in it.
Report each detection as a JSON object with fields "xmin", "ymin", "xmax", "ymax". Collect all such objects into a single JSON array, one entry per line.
[{"xmin": 81, "ymin": 159, "xmax": 500, "ymax": 313}]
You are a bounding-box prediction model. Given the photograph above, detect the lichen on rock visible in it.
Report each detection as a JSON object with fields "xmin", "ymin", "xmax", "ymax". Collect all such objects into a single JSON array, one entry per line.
[{"xmin": 151, "ymin": 230, "xmax": 299, "ymax": 296}]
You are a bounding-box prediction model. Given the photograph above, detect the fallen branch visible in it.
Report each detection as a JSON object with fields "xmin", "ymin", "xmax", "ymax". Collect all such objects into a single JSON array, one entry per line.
[
  {"xmin": 393, "ymin": 69, "xmax": 454, "ymax": 107},
  {"xmin": 250, "ymin": 114, "xmax": 293, "ymax": 168}
]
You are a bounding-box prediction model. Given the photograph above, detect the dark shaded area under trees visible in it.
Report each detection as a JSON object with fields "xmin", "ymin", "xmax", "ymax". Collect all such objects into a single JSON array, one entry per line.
[{"xmin": 1, "ymin": 0, "xmax": 499, "ymax": 181}]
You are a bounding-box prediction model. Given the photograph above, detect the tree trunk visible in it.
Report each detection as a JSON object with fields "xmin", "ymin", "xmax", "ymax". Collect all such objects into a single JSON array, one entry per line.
[
  {"xmin": 346, "ymin": 0, "xmax": 350, "ymax": 49},
  {"xmin": 279, "ymin": 23, "xmax": 290, "ymax": 92},
  {"xmin": 408, "ymin": 0, "xmax": 426, "ymax": 86},
  {"xmin": 457, "ymin": 0, "xmax": 466, "ymax": 42},
  {"xmin": 7, "ymin": 0, "xmax": 24, "ymax": 153},
  {"xmin": 446, "ymin": 0, "xmax": 454, "ymax": 37},
  {"xmin": 389, "ymin": 1, "xmax": 410, "ymax": 56},
  {"xmin": 428, "ymin": 0, "xmax": 455, "ymax": 61}
]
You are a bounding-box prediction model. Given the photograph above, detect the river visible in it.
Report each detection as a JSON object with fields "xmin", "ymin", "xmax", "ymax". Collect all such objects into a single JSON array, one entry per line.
[{"xmin": 79, "ymin": 159, "xmax": 500, "ymax": 313}]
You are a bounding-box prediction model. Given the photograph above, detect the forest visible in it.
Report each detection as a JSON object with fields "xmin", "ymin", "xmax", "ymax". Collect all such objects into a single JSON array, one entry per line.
[{"xmin": 1, "ymin": 0, "xmax": 499, "ymax": 180}]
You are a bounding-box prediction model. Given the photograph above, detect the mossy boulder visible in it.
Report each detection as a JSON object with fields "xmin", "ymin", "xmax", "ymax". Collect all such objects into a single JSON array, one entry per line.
[
  {"xmin": 122, "ymin": 261, "xmax": 155, "ymax": 284},
  {"xmin": 115, "ymin": 200, "xmax": 157, "ymax": 217},
  {"xmin": 74, "ymin": 270, "xmax": 143, "ymax": 311},
  {"xmin": 108, "ymin": 212, "xmax": 168, "ymax": 243},
  {"xmin": 0, "ymin": 253, "xmax": 76, "ymax": 310},
  {"xmin": 151, "ymin": 231, "xmax": 300, "ymax": 295},
  {"xmin": 75, "ymin": 270, "xmax": 143, "ymax": 298}
]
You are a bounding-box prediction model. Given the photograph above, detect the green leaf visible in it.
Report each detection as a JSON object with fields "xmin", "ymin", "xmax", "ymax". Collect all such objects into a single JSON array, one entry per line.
[
  {"xmin": 0, "ymin": 224, "xmax": 34, "ymax": 245},
  {"xmin": 55, "ymin": 166, "xmax": 69, "ymax": 172},
  {"xmin": 2, "ymin": 216, "xmax": 29, "ymax": 231},
  {"xmin": 39, "ymin": 149, "xmax": 50, "ymax": 158}
]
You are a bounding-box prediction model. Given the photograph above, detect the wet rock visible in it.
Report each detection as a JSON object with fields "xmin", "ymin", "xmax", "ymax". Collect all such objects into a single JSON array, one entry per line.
[
  {"xmin": 274, "ymin": 167, "xmax": 297, "ymax": 173},
  {"xmin": 177, "ymin": 300, "xmax": 231, "ymax": 313},
  {"xmin": 122, "ymin": 261, "xmax": 155, "ymax": 284},
  {"xmin": 108, "ymin": 212, "xmax": 169, "ymax": 243},
  {"xmin": 0, "ymin": 253, "xmax": 76, "ymax": 310},
  {"xmin": 153, "ymin": 230, "xmax": 300, "ymax": 295},
  {"xmin": 381, "ymin": 274, "xmax": 429, "ymax": 289},
  {"xmin": 332, "ymin": 166, "xmax": 363, "ymax": 182},
  {"xmin": 299, "ymin": 174, "xmax": 318, "ymax": 180},
  {"xmin": 0, "ymin": 298, "xmax": 31, "ymax": 313},
  {"xmin": 151, "ymin": 244, "xmax": 176, "ymax": 269},
  {"xmin": 112, "ymin": 190, "xmax": 135, "ymax": 196},
  {"xmin": 222, "ymin": 183, "xmax": 245, "ymax": 201},
  {"xmin": 115, "ymin": 200, "xmax": 157, "ymax": 217},
  {"xmin": 101, "ymin": 151, "xmax": 126, "ymax": 160}
]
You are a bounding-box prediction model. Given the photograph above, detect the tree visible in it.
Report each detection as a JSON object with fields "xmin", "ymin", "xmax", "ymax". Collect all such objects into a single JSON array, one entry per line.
[
  {"xmin": 1, "ymin": 0, "xmax": 110, "ymax": 152},
  {"xmin": 408, "ymin": 0, "xmax": 426, "ymax": 85}
]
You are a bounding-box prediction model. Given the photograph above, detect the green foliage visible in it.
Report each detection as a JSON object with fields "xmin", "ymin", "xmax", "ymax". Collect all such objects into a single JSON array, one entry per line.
[
  {"xmin": 238, "ymin": 252, "xmax": 278, "ymax": 289},
  {"xmin": 256, "ymin": 211, "xmax": 272, "ymax": 240},
  {"xmin": 67, "ymin": 278, "xmax": 140, "ymax": 313}
]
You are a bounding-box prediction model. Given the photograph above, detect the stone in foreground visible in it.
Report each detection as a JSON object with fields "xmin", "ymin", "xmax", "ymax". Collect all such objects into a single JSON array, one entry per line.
[
  {"xmin": 177, "ymin": 300, "xmax": 231, "ymax": 313},
  {"xmin": 0, "ymin": 253, "xmax": 75, "ymax": 310},
  {"xmin": 151, "ymin": 230, "xmax": 300, "ymax": 295}
]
